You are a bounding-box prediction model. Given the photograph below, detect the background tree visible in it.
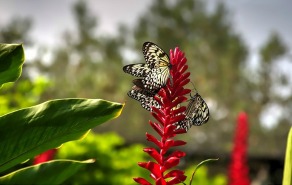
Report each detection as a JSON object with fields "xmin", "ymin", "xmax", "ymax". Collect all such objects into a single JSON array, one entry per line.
[
  {"xmin": 0, "ymin": 17, "xmax": 32, "ymax": 45},
  {"xmin": 0, "ymin": 16, "xmax": 50, "ymax": 114},
  {"xmin": 25, "ymin": 0, "xmax": 291, "ymax": 158},
  {"xmin": 39, "ymin": 1, "xmax": 123, "ymax": 99},
  {"xmin": 126, "ymin": 0, "xmax": 249, "ymax": 154},
  {"xmin": 248, "ymin": 32, "xmax": 290, "ymax": 156},
  {"xmin": 123, "ymin": 0, "xmax": 291, "ymax": 159}
]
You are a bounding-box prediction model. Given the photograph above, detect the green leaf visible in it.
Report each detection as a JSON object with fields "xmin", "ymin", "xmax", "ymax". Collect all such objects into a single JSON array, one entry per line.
[
  {"xmin": 283, "ymin": 127, "xmax": 292, "ymax": 185},
  {"xmin": 0, "ymin": 98, "xmax": 124, "ymax": 173},
  {"xmin": 0, "ymin": 159, "xmax": 95, "ymax": 185},
  {"xmin": 0, "ymin": 44, "xmax": 25, "ymax": 87}
]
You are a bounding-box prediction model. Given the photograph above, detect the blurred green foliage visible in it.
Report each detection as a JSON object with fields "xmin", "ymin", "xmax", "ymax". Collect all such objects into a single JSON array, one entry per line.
[
  {"xmin": 56, "ymin": 132, "xmax": 150, "ymax": 185},
  {"xmin": 56, "ymin": 131, "xmax": 227, "ymax": 185},
  {"xmin": 0, "ymin": 44, "xmax": 125, "ymax": 182},
  {"xmin": 0, "ymin": 77, "xmax": 50, "ymax": 115}
]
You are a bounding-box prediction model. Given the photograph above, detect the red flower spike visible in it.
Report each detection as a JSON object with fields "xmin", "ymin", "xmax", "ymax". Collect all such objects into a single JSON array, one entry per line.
[
  {"xmin": 162, "ymin": 157, "xmax": 180, "ymax": 171},
  {"xmin": 171, "ymin": 96, "xmax": 186, "ymax": 108},
  {"xmin": 158, "ymin": 89, "xmax": 169, "ymax": 102},
  {"xmin": 167, "ymin": 176, "xmax": 187, "ymax": 185},
  {"xmin": 152, "ymin": 106, "xmax": 164, "ymax": 115},
  {"xmin": 149, "ymin": 121, "xmax": 164, "ymax": 136},
  {"xmin": 146, "ymin": 133, "xmax": 162, "ymax": 148},
  {"xmin": 155, "ymin": 178, "xmax": 167, "ymax": 185},
  {"xmin": 178, "ymin": 64, "xmax": 188, "ymax": 74},
  {"xmin": 178, "ymin": 58, "xmax": 187, "ymax": 68},
  {"xmin": 158, "ymin": 88, "xmax": 167, "ymax": 98},
  {"xmin": 164, "ymin": 127, "xmax": 176, "ymax": 138},
  {"xmin": 152, "ymin": 111, "xmax": 166, "ymax": 123},
  {"xmin": 179, "ymin": 78, "xmax": 191, "ymax": 88},
  {"xmin": 172, "ymin": 106, "xmax": 186, "ymax": 115},
  {"xmin": 175, "ymin": 72, "xmax": 190, "ymax": 84},
  {"xmin": 163, "ymin": 140, "xmax": 186, "ymax": 150},
  {"xmin": 165, "ymin": 124, "xmax": 177, "ymax": 132},
  {"xmin": 172, "ymin": 140, "xmax": 187, "ymax": 147},
  {"xmin": 170, "ymin": 114, "xmax": 185, "ymax": 123},
  {"xmin": 150, "ymin": 120, "xmax": 163, "ymax": 131},
  {"xmin": 152, "ymin": 113, "xmax": 165, "ymax": 126},
  {"xmin": 138, "ymin": 162, "xmax": 161, "ymax": 177},
  {"xmin": 173, "ymin": 129, "xmax": 187, "ymax": 134},
  {"xmin": 172, "ymin": 86, "xmax": 190, "ymax": 98},
  {"xmin": 180, "ymin": 55, "xmax": 187, "ymax": 63},
  {"xmin": 228, "ymin": 112, "xmax": 250, "ymax": 185},
  {"xmin": 164, "ymin": 170, "xmax": 185, "ymax": 178},
  {"xmin": 180, "ymin": 89, "xmax": 192, "ymax": 96},
  {"xmin": 136, "ymin": 46, "xmax": 191, "ymax": 184},
  {"xmin": 172, "ymin": 87, "xmax": 183, "ymax": 98},
  {"xmin": 144, "ymin": 148, "xmax": 162, "ymax": 164},
  {"xmin": 134, "ymin": 177, "xmax": 152, "ymax": 185},
  {"xmin": 164, "ymin": 170, "xmax": 187, "ymax": 184},
  {"xmin": 33, "ymin": 149, "xmax": 57, "ymax": 165},
  {"xmin": 163, "ymin": 140, "xmax": 174, "ymax": 151},
  {"xmin": 166, "ymin": 151, "xmax": 186, "ymax": 160},
  {"xmin": 179, "ymin": 71, "xmax": 190, "ymax": 79}
]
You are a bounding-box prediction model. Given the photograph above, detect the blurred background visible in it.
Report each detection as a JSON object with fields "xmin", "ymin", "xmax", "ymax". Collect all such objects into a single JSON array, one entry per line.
[{"xmin": 1, "ymin": 0, "xmax": 291, "ymax": 184}]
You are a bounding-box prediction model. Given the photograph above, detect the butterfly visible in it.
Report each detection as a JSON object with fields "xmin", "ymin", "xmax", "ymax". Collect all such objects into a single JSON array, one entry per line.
[
  {"xmin": 123, "ymin": 42, "xmax": 172, "ymax": 92},
  {"xmin": 127, "ymin": 84, "xmax": 161, "ymax": 111},
  {"xmin": 175, "ymin": 92, "xmax": 210, "ymax": 131}
]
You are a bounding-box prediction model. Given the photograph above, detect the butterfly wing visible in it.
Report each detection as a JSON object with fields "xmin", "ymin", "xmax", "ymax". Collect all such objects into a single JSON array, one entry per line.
[
  {"xmin": 141, "ymin": 42, "xmax": 172, "ymax": 91},
  {"xmin": 143, "ymin": 42, "xmax": 171, "ymax": 69},
  {"xmin": 191, "ymin": 96, "xmax": 209, "ymax": 126},
  {"xmin": 124, "ymin": 42, "xmax": 172, "ymax": 110},
  {"xmin": 142, "ymin": 67, "xmax": 171, "ymax": 91},
  {"xmin": 175, "ymin": 118, "xmax": 193, "ymax": 131},
  {"xmin": 132, "ymin": 79, "xmax": 159, "ymax": 94},
  {"xmin": 175, "ymin": 93, "xmax": 210, "ymax": 131},
  {"xmin": 123, "ymin": 63, "xmax": 151, "ymax": 77},
  {"xmin": 127, "ymin": 85, "xmax": 161, "ymax": 111}
]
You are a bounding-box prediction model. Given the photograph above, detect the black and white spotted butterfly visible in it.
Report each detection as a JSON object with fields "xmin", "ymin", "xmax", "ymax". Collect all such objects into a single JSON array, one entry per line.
[
  {"xmin": 123, "ymin": 42, "xmax": 172, "ymax": 92},
  {"xmin": 127, "ymin": 83, "xmax": 161, "ymax": 111},
  {"xmin": 175, "ymin": 92, "xmax": 210, "ymax": 131}
]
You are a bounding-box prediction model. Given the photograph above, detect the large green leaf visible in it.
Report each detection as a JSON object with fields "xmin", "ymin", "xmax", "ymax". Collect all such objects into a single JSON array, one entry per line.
[
  {"xmin": 0, "ymin": 98, "xmax": 123, "ymax": 173},
  {"xmin": 283, "ymin": 127, "xmax": 292, "ymax": 185},
  {"xmin": 0, "ymin": 159, "xmax": 94, "ymax": 184},
  {"xmin": 0, "ymin": 44, "xmax": 25, "ymax": 87}
]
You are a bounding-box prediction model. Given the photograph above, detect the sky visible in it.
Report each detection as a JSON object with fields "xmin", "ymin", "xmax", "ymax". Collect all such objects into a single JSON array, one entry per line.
[
  {"xmin": 0, "ymin": 0, "xmax": 153, "ymax": 46},
  {"xmin": 0, "ymin": 0, "xmax": 292, "ymax": 50},
  {"xmin": 218, "ymin": 0, "xmax": 292, "ymax": 49}
]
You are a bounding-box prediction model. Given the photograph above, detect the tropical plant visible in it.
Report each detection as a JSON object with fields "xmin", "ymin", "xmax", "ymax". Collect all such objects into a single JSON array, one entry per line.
[{"xmin": 0, "ymin": 43, "xmax": 124, "ymax": 184}]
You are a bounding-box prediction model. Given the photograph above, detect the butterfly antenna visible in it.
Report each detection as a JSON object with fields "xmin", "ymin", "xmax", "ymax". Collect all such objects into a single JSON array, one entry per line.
[{"xmin": 189, "ymin": 81, "xmax": 198, "ymax": 98}]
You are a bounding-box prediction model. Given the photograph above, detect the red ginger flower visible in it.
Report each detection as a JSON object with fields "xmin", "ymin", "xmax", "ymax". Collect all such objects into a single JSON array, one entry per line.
[
  {"xmin": 134, "ymin": 47, "xmax": 191, "ymax": 185},
  {"xmin": 33, "ymin": 149, "xmax": 57, "ymax": 165},
  {"xmin": 228, "ymin": 112, "xmax": 250, "ymax": 185}
]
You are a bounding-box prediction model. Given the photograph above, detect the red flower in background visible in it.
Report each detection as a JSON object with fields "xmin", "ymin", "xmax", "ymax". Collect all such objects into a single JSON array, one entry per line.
[
  {"xmin": 33, "ymin": 149, "xmax": 57, "ymax": 165},
  {"xmin": 228, "ymin": 112, "xmax": 250, "ymax": 185},
  {"xmin": 134, "ymin": 47, "xmax": 191, "ymax": 185}
]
